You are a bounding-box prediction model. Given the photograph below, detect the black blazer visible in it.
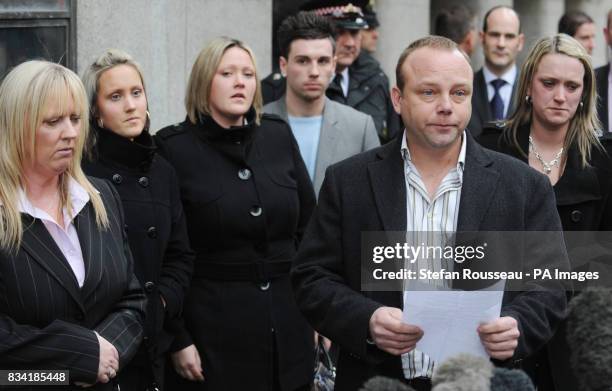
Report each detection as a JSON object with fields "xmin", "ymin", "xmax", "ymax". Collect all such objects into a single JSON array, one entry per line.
[
  {"xmin": 478, "ymin": 124, "xmax": 612, "ymax": 391},
  {"xmin": 595, "ymin": 64, "xmax": 609, "ymax": 133},
  {"xmin": 0, "ymin": 177, "xmax": 146, "ymax": 390},
  {"xmin": 156, "ymin": 113, "xmax": 316, "ymax": 391},
  {"xmin": 468, "ymin": 68, "xmax": 518, "ymax": 138},
  {"xmin": 291, "ymin": 132, "xmax": 570, "ymax": 391}
]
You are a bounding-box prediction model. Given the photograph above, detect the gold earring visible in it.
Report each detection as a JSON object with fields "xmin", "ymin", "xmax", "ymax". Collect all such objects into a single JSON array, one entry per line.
[{"xmin": 97, "ymin": 118, "xmax": 104, "ymax": 128}]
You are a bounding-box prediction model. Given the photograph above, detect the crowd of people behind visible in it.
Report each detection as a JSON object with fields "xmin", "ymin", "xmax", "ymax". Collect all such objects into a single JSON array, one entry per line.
[{"xmin": 0, "ymin": 0, "xmax": 611, "ymax": 390}]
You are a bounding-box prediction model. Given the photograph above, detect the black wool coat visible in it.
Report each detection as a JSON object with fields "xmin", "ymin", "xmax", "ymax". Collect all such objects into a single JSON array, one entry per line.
[
  {"xmin": 291, "ymin": 132, "xmax": 570, "ymax": 391},
  {"xmin": 83, "ymin": 127, "xmax": 194, "ymax": 387},
  {"xmin": 478, "ymin": 124, "xmax": 612, "ymax": 391},
  {"xmin": 155, "ymin": 112, "xmax": 316, "ymax": 391}
]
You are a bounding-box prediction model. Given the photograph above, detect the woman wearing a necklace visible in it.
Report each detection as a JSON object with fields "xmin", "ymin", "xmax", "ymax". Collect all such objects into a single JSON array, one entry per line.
[{"xmin": 478, "ymin": 34, "xmax": 612, "ymax": 391}]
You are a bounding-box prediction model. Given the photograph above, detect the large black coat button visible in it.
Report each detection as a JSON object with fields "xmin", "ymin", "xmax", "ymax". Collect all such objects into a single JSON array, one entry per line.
[
  {"xmin": 250, "ymin": 206, "xmax": 262, "ymax": 217},
  {"xmin": 238, "ymin": 168, "xmax": 252, "ymax": 180},
  {"xmin": 570, "ymin": 210, "xmax": 582, "ymax": 223},
  {"xmin": 138, "ymin": 176, "xmax": 149, "ymax": 187},
  {"xmin": 144, "ymin": 281, "xmax": 155, "ymax": 293},
  {"xmin": 259, "ymin": 281, "xmax": 270, "ymax": 291},
  {"xmin": 112, "ymin": 174, "xmax": 123, "ymax": 184},
  {"xmin": 147, "ymin": 226, "xmax": 158, "ymax": 238}
]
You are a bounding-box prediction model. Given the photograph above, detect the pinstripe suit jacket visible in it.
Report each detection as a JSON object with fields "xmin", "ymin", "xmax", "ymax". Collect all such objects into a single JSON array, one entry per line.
[{"xmin": 0, "ymin": 177, "xmax": 146, "ymax": 389}]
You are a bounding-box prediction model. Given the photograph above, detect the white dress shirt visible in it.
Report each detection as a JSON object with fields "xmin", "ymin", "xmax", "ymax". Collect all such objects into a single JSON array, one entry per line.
[
  {"xmin": 340, "ymin": 67, "xmax": 350, "ymax": 97},
  {"xmin": 18, "ymin": 178, "xmax": 90, "ymax": 287},
  {"xmin": 483, "ymin": 65, "xmax": 517, "ymax": 118},
  {"xmin": 400, "ymin": 130, "xmax": 467, "ymax": 379}
]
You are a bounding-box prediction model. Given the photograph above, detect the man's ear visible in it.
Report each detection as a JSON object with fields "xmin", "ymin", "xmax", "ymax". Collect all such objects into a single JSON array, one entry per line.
[
  {"xmin": 518, "ymin": 33, "xmax": 525, "ymax": 52},
  {"xmin": 391, "ymin": 85, "xmax": 403, "ymax": 115},
  {"xmin": 279, "ymin": 56, "xmax": 288, "ymax": 77}
]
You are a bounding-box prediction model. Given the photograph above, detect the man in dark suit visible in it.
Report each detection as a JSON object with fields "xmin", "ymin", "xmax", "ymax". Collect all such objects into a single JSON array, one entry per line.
[
  {"xmin": 595, "ymin": 8, "xmax": 612, "ymax": 133},
  {"xmin": 468, "ymin": 6, "xmax": 524, "ymax": 137},
  {"xmin": 291, "ymin": 36, "xmax": 569, "ymax": 391}
]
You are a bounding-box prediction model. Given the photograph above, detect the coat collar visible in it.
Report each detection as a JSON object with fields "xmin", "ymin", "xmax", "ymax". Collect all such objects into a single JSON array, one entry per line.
[
  {"xmin": 93, "ymin": 125, "xmax": 156, "ymax": 171},
  {"xmin": 266, "ymin": 96, "xmax": 340, "ymax": 191},
  {"xmin": 367, "ymin": 131, "xmax": 499, "ymax": 232},
  {"xmin": 512, "ymin": 123, "xmax": 603, "ymax": 205},
  {"xmin": 20, "ymin": 215, "xmax": 84, "ymax": 311},
  {"xmin": 456, "ymin": 131, "xmax": 500, "ymax": 231},
  {"xmin": 19, "ymin": 191, "xmax": 106, "ymax": 312}
]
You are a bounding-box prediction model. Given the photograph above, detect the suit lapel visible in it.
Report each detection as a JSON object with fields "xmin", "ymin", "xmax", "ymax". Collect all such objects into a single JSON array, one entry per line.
[
  {"xmin": 508, "ymin": 71, "xmax": 519, "ymax": 117},
  {"xmin": 596, "ymin": 64, "xmax": 609, "ymax": 131},
  {"xmin": 367, "ymin": 137, "xmax": 406, "ymax": 232},
  {"xmin": 457, "ymin": 133, "xmax": 500, "ymax": 231},
  {"xmin": 475, "ymin": 70, "xmax": 492, "ymax": 121},
  {"xmin": 314, "ymin": 99, "xmax": 339, "ymax": 192},
  {"xmin": 270, "ymin": 98, "xmax": 289, "ymax": 122},
  {"xmin": 76, "ymin": 202, "xmax": 105, "ymax": 301},
  {"xmin": 21, "ymin": 215, "xmax": 84, "ymax": 310}
]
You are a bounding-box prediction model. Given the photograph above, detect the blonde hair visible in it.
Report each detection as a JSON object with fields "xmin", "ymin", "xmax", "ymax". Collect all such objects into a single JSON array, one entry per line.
[
  {"xmin": 503, "ymin": 34, "xmax": 601, "ymax": 167},
  {"xmin": 0, "ymin": 60, "xmax": 109, "ymax": 251},
  {"xmin": 81, "ymin": 48, "xmax": 147, "ymax": 153},
  {"xmin": 81, "ymin": 48, "xmax": 147, "ymax": 120},
  {"xmin": 185, "ymin": 37, "xmax": 262, "ymax": 125}
]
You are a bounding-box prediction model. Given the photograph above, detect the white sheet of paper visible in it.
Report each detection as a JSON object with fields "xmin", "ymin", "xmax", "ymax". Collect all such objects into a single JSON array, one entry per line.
[{"xmin": 402, "ymin": 279, "xmax": 505, "ymax": 365}]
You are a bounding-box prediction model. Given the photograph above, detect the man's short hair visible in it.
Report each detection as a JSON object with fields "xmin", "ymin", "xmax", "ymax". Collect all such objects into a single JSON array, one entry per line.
[
  {"xmin": 395, "ymin": 35, "xmax": 468, "ymax": 92},
  {"xmin": 277, "ymin": 11, "xmax": 336, "ymax": 58},
  {"xmin": 558, "ymin": 10, "xmax": 594, "ymax": 36},
  {"xmin": 434, "ymin": 4, "xmax": 475, "ymax": 45},
  {"xmin": 482, "ymin": 5, "xmax": 521, "ymax": 33}
]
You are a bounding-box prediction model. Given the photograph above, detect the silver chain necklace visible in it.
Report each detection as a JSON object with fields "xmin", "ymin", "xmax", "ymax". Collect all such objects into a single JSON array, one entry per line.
[{"xmin": 528, "ymin": 136, "xmax": 564, "ymax": 175}]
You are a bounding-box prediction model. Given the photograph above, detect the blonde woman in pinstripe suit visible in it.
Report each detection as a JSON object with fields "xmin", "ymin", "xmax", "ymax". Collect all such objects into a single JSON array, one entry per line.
[{"xmin": 0, "ymin": 60, "xmax": 146, "ymax": 390}]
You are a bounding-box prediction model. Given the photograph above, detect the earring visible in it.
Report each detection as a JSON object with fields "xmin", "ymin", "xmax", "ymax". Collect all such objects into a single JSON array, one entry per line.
[
  {"xmin": 579, "ymin": 101, "xmax": 584, "ymax": 109},
  {"xmin": 97, "ymin": 118, "xmax": 104, "ymax": 128},
  {"xmin": 525, "ymin": 95, "xmax": 531, "ymax": 105},
  {"xmin": 146, "ymin": 110, "xmax": 151, "ymax": 121}
]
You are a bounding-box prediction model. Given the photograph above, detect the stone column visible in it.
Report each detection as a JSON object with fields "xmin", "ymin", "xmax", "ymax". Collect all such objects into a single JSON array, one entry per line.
[
  {"xmin": 78, "ymin": 0, "xmax": 273, "ymax": 131},
  {"xmin": 514, "ymin": 0, "xmax": 565, "ymax": 66},
  {"xmin": 374, "ymin": 0, "xmax": 430, "ymax": 86}
]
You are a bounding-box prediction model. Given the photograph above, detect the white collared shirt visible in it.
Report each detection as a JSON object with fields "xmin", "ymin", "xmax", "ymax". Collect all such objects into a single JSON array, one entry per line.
[
  {"xmin": 400, "ymin": 129, "xmax": 467, "ymax": 379},
  {"xmin": 18, "ymin": 178, "xmax": 90, "ymax": 287},
  {"xmin": 483, "ymin": 65, "xmax": 517, "ymax": 118},
  {"xmin": 340, "ymin": 68, "xmax": 350, "ymax": 97}
]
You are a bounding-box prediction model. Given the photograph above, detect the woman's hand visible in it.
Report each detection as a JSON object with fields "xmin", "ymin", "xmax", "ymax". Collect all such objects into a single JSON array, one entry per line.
[
  {"xmin": 95, "ymin": 332, "xmax": 119, "ymax": 384},
  {"xmin": 171, "ymin": 344, "xmax": 205, "ymax": 381}
]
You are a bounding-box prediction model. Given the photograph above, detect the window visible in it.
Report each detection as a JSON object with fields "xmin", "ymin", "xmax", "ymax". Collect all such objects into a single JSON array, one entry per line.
[{"xmin": 0, "ymin": 0, "xmax": 76, "ymax": 79}]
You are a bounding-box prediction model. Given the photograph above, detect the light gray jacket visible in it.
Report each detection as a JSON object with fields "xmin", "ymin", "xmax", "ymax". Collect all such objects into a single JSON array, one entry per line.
[{"xmin": 264, "ymin": 97, "xmax": 380, "ymax": 196}]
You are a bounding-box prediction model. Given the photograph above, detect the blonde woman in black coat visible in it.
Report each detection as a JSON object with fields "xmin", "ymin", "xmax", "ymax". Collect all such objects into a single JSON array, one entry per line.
[
  {"xmin": 156, "ymin": 37, "xmax": 316, "ymax": 391},
  {"xmin": 0, "ymin": 60, "xmax": 146, "ymax": 390},
  {"xmin": 82, "ymin": 49, "xmax": 194, "ymax": 391},
  {"xmin": 478, "ymin": 34, "xmax": 612, "ymax": 391}
]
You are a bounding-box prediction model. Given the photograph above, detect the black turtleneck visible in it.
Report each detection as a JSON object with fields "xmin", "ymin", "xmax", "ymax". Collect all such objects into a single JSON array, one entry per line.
[
  {"xmin": 193, "ymin": 110, "xmax": 258, "ymax": 164},
  {"xmin": 93, "ymin": 125, "xmax": 156, "ymax": 171}
]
